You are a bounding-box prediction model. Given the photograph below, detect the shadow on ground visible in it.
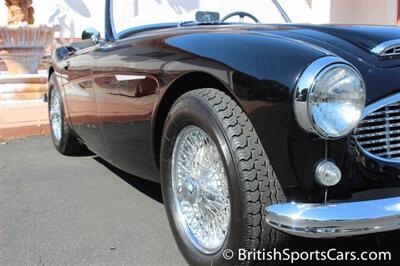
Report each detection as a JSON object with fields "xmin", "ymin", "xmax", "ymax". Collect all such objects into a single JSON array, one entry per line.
[
  {"xmin": 94, "ymin": 156, "xmax": 399, "ymax": 266},
  {"xmin": 94, "ymin": 156, "xmax": 163, "ymax": 203}
]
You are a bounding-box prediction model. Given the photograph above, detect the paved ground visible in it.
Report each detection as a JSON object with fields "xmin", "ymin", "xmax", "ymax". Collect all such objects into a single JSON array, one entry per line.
[
  {"xmin": 0, "ymin": 137, "xmax": 184, "ymax": 265},
  {"xmin": 0, "ymin": 137, "xmax": 399, "ymax": 265}
]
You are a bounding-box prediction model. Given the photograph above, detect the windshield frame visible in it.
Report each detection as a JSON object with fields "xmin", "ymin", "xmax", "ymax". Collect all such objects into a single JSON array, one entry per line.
[{"xmin": 105, "ymin": 0, "xmax": 291, "ymax": 41}]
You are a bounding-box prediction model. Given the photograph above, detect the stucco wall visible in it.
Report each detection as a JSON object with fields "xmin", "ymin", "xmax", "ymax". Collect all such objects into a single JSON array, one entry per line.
[
  {"xmin": 0, "ymin": 0, "xmax": 397, "ymax": 39},
  {"xmin": 0, "ymin": 0, "xmax": 320, "ymax": 38},
  {"xmin": 330, "ymin": 0, "xmax": 397, "ymax": 25},
  {"xmin": 0, "ymin": 0, "xmax": 105, "ymax": 38}
]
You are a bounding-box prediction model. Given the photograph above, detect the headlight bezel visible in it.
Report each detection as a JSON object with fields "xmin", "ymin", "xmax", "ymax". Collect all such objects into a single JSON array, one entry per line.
[{"xmin": 293, "ymin": 56, "xmax": 366, "ymax": 140}]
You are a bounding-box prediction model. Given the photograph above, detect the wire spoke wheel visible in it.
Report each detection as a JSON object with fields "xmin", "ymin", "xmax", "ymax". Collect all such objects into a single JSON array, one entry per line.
[
  {"xmin": 171, "ymin": 125, "xmax": 231, "ymax": 254},
  {"xmin": 50, "ymin": 88, "xmax": 62, "ymax": 141},
  {"xmin": 48, "ymin": 73, "xmax": 87, "ymax": 155},
  {"xmin": 161, "ymin": 89, "xmax": 287, "ymax": 265}
]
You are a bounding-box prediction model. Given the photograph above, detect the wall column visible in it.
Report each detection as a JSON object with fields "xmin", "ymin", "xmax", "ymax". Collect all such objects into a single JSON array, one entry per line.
[{"xmin": 398, "ymin": 0, "xmax": 400, "ymax": 25}]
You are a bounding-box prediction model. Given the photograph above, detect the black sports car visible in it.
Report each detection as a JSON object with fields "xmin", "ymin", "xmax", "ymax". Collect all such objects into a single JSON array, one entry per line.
[{"xmin": 47, "ymin": 0, "xmax": 400, "ymax": 264}]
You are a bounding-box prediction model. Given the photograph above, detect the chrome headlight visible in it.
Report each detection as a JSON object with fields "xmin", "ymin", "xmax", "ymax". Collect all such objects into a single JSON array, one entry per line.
[{"xmin": 294, "ymin": 57, "xmax": 366, "ymax": 139}]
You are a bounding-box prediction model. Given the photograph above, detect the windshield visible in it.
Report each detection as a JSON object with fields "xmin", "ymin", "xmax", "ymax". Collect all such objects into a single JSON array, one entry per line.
[{"xmin": 111, "ymin": 0, "xmax": 291, "ymax": 37}]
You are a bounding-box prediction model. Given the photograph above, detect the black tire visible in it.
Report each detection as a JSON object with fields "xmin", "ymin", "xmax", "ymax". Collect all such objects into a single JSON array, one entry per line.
[
  {"xmin": 160, "ymin": 88, "xmax": 287, "ymax": 265},
  {"xmin": 48, "ymin": 73, "xmax": 87, "ymax": 156}
]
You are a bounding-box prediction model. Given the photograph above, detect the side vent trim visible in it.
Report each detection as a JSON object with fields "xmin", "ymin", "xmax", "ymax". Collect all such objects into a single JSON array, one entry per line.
[{"xmin": 371, "ymin": 39, "xmax": 400, "ymax": 57}]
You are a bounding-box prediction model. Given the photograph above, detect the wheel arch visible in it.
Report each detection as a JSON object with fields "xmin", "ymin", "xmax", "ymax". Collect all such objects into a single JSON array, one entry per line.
[
  {"xmin": 48, "ymin": 66, "xmax": 55, "ymax": 80},
  {"xmin": 47, "ymin": 66, "xmax": 55, "ymax": 101},
  {"xmin": 152, "ymin": 71, "xmax": 236, "ymax": 170}
]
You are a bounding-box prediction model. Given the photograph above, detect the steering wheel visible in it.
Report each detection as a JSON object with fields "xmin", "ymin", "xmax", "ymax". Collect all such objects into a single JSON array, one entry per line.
[{"xmin": 221, "ymin": 11, "xmax": 260, "ymax": 23}]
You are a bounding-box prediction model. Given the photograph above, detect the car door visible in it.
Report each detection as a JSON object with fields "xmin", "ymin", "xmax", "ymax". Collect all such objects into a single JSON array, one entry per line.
[
  {"xmin": 91, "ymin": 40, "xmax": 159, "ymax": 179},
  {"xmin": 62, "ymin": 46, "xmax": 108, "ymax": 156}
]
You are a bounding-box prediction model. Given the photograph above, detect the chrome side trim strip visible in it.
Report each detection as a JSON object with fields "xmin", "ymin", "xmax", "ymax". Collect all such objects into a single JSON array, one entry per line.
[
  {"xmin": 265, "ymin": 197, "xmax": 400, "ymax": 238},
  {"xmin": 371, "ymin": 39, "xmax": 400, "ymax": 57},
  {"xmin": 115, "ymin": 75, "xmax": 146, "ymax": 81}
]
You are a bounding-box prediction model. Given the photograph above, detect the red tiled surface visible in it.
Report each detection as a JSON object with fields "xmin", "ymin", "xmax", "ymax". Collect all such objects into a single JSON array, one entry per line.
[{"xmin": 0, "ymin": 100, "xmax": 50, "ymax": 140}]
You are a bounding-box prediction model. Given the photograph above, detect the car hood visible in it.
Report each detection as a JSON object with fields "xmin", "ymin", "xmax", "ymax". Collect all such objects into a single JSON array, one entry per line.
[
  {"xmin": 248, "ymin": 24, "xmax": 400, "ymax": 68},
  {"xmin": 170, "ymin": 23, "xmax": 400, "ymax": 101},
  {"xmin": 232, "ymin": 24, "xmax": 400, "ymax": 104},
  {"xmin": 289, "ymin": 24, "xmax": 400, "ymax": 51}
]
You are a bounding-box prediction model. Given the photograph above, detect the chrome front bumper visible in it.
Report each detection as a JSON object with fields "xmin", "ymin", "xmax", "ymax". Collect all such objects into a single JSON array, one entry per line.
[{"xmin": 265, "ymin": 197, "xmax": 400, "ymax": 238}]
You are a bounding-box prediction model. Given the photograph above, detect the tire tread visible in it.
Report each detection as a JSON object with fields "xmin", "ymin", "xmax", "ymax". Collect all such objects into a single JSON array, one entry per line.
[
  {"xmin": 183, "ymin": 88, "xmax": 287, "ymax": 254},
  {"xmin": 48, "ymin": 73, "xmax": 87, "ymax": 156}
]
